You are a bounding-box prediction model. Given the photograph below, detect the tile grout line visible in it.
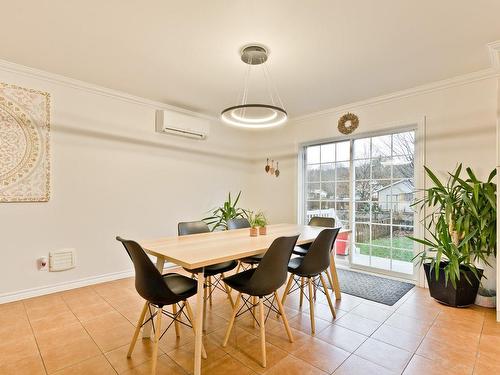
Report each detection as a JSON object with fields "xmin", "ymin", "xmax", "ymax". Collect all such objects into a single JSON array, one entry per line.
[
  {"xmin": 471, "ymin": 311, "xmax": 486, "ymax": 374},
  {"xmin": 22, "ymin": 300, "xmax": 49, "ymax": 375}
]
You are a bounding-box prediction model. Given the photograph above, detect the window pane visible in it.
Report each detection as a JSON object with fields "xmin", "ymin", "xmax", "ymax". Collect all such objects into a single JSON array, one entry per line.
[
  {"xmin": 393, "ymin": 156, "xmax": 413, "ymax": 178},
  {"xmin": 354, "ymin": 223, "xmax": 370, "ymax": 243},
  {"xmin": 393, "ymin": 131, "xmax": 415, "ymax": 156},
  {"xmin": 392, "ymin": 226, "xmax": 414, "ymax": 250},
  {"xmin": 371, "ymin": 203, "xmax": 391, "ymax": 224},
  {"xmin": 354, "ymin": 159, "xmax": 371, "ymax": 180},
  {"xmin": 320, "ymin": 144, "xmax": 335, "ymax": 163},
  {"xmin": 354, "ymin": 138, "xmax": 370, "ymax": 159},
  {"xmin": 321, "ymin": 183, "xmax": 335, "ymax": 200},
  {"xmin": 320, "ymin": 163, "xmax": 335, "ymax": 181},
  {"xmin": 355, "ymin": 202, "xmax": 370, "ymax": 222},
  {"xmin": 321, "ymin": 200, "xmax": 335, "ymax": 210},
  {"xmin": 371, "ymin": 135, "xmax": 391, "ymax": 157},
  {"xmin": 372, "ymin": 157, "xmax": 392, "ymax": 179},
  {"xmin": 336, "ymin": 141, "xmax": 350, "ymax": 161},
  {"xmin": 371, "ymin": 224, "xmax": 391, "ymax": 247},
  {"xmin": 306, "ymin": 165, "xmax": 320, "ymax": 182},
  {"xmin": 306, "ymin": 146, "xmax": 320, "ymax": 164},
  {"xmin": 355, "ymin": 181, "xmax": 371, "ymax": 201},
  {"xmin": 306, "ymin": 183, "xmax": 321, "ymax": 199},
  {"xmin": 335, "ymin": 182, "xmax": 350, "ymax": 200},
  {"xmin": 336, "ymin": 209, "xmax": 350, "ymax": 225},
  {"xmin": 372, "ymin": 179, "xmax": 392, "ymax": 206},
  {"xmin": 306, "ymin": 201, "xmax": 320, "ymax": 211},
  {"xmin": 336, "ymin": 161, "xmax": 350, "ymax": 180}
]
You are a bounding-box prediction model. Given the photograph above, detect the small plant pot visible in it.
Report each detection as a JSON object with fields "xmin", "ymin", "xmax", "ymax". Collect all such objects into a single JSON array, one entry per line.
[
  {"xmin": 259, "ymin": 226, "xmax": 267, "ymax": 235},
  {"xmin": 249, "ymin": 227, "xmax": 258, "ymax": 237},
  {"xmin": 424, "ymin": 262, "xmax": 483, "ymax": 307}
]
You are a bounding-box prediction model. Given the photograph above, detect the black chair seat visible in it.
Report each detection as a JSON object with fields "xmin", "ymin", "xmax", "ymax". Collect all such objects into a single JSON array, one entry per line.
[
  {"xmin": 223, "ymin": 268, "xmax": 257, "ymax": 295},
  {"xmin": 291, "ymin": 246, "xmax": 308, "ymax": 256},
  {"xmin": 163, "ymin": 273, "xmax": 197, "ymax": 299},
  {"xmin": 240, "ymin": 254, "xmax": 264, "ymax": 264},
  {"xmin": 287, "ymin": 257, "xmax": 318, "ymax": 277},
  {"xmin": 184, "ymin": 260, "xmax": 238, "ymax": 276}
]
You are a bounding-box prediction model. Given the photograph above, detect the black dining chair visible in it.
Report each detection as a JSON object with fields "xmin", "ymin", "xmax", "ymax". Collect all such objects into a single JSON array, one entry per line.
[
  {"xmin": 222, "ymin": 235, "xmax": 298, "ymax": 368},
  {"xmin": 227, "ymin": 218, "xmax": 264, "ymax": 272},
  {"xmin": 292, "ymin": 216, "xmax": 336, "ymax": 256},
  {"xmin": 116, "ymin": 236, "xmax": 206, "ymax": 375},
  {"xmin": 281, "ymin": 228, "xmax": 339, "ymax": 334},
  {"xmin": 293, "ymin": 216, "xmax": 336, "ymax": 303},
  {"xmin": 177, "ymin": 221, "xmax": 237, "ymax": 326}
]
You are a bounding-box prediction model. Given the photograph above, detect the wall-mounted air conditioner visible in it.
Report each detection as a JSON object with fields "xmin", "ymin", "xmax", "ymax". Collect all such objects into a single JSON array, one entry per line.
[{"xmin": 155, "ymin": 109, "xmax": 210, "ymax": 140}]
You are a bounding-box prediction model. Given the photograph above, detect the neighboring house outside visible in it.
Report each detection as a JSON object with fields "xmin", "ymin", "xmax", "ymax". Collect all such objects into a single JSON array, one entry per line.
[{"xmin": 373, "ymin": 179, "xmax": 414, "ymax": 211}]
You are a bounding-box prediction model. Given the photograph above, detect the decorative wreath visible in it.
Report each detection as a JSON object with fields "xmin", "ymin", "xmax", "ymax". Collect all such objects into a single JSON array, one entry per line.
[{"xmin": 338, "ymin": 112, "xmax": 359, "ymax": 135}]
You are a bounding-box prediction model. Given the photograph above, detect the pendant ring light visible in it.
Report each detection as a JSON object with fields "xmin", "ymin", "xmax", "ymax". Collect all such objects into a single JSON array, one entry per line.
[{"xmin": 221, "ymin": 45, "xmax": 287, "ymax": 128}]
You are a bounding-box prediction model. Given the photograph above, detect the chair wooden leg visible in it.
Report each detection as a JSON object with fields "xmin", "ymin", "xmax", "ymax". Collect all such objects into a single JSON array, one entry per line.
[
  {"xmin": 314, "ymin": 276, "xmax": 317, "ymax": 301},
  {"xmin": 274, "ymin": 291, "xmax": 293, "ymax": 343},
  {"xmin": 259, "ymin": 298, "xmax": 266, "ymax": 368},
  {"xmin": 127, "ymin": 301, "xmax": 149, "ymax": 358},
  {"xmin": 151, "ymin": 306, "xmax": 163, "ymax": 375},
  {"xmin": 172, "ymin": 303, "xmax": 181, "ymax": 338},
  {"xmin": 299, "ymin": 277, "xmax": 305, "ymax": 307},
  {"xmin": 252, "ymin": 296, "xmax": 257, "ymax": 328},
  {"xmin": 184, "ymin": 300, "xmax": 207, "ymax": 359},
  {"xmin": 208, "ymin": 276, "xmax": 213, "ymax": 307},
  {"xmin": 221, "ymin": 272, "xmax": 234, "ymax": 307},
  {"xmin": 235, "ymin": 261, "xmax": 242, "ymax": 274},
  {"xmin": 203, "ymin": 280, "xmax": 208, "ymax": 332},
  {"xmin": 281, "ymin": 273, "xmax": 294, "ymax": 307},
  {"xmin": 320, "ymin": 273, "xmax": 336, "ymax": 319},
  {"xmin": 308, "ymin": 278, "xmax": 315, "ymax": 335},
  {"xmin": 222, "ymin": 293, "xmax": 242, "ymax": 347},
  {"xmin": 326, "ymin": 268, "xmax": 335, "ymax": 292}
]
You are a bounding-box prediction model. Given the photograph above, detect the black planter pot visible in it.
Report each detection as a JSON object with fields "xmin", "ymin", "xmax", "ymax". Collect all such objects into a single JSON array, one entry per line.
[{"xmin": 424, "ymin": 262, "xmax": 483, "ymax": 307}]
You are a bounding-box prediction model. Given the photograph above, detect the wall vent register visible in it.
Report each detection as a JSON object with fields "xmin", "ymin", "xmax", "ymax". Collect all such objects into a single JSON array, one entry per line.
[{"xmin": 49, "ymin": 249, "xmax": 76, "ymax": 271}]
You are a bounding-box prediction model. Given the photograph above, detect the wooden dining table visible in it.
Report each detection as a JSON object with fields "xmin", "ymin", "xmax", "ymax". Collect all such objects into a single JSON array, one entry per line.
[{"xmin": 140, "ymin": 223, "xmax": 349, "ymax": 375}]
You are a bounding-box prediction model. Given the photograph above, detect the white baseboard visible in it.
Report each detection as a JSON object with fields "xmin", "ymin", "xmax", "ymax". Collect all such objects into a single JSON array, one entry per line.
[{"xmin": 0, "ymin": 263, "xmax": 176, "ymax": 304}]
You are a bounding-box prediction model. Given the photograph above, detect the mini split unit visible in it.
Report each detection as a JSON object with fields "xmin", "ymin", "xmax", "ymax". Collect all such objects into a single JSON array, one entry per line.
[{"xmin": 155, "ymin": 109, "xmax": 210, "ymax": 140}]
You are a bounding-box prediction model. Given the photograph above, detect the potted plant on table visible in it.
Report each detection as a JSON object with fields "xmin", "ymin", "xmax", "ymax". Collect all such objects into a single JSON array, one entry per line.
[
  {"xmin": 410, "ymin": 164, "xmax": 496, "ymax": 307},
  {"xmin": 247, "ymin": 212, "xmax": 259, "ymax": 237},
  {"xmin": 255, "ymin": 211, "xmax": 268, "ymax": 235},
  {"xmin": 202, "ymin": 191, "xmax": 249, "ymax": 231}
]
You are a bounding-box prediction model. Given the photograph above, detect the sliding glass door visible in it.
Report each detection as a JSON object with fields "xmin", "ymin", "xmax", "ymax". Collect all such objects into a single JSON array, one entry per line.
[{"xmin": 302, "ymin": 130, "xmax": 416, "ymax": 277}]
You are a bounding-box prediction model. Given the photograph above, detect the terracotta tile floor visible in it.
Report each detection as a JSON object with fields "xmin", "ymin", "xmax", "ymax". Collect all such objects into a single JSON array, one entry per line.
[{"xmin": 1, "ymin": 271, "xmax": 499, "ymax": 375}]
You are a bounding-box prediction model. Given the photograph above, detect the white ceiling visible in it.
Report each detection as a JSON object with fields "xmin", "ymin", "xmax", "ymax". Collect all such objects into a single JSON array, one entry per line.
[{"xmin": 1, "ymin": 1, "xmax": 499, "ymax": 118}]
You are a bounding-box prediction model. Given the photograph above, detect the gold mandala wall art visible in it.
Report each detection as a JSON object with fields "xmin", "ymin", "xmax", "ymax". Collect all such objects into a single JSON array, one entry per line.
[{"xmin": 0, "ymin": 83, "xmax": 51, "ymax": 202}]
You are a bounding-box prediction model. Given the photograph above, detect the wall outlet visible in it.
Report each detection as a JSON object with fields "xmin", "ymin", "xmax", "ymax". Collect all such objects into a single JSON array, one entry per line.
[{"xmin": 38, "ymin": 257, "xmax": 48, "ymax": 271}]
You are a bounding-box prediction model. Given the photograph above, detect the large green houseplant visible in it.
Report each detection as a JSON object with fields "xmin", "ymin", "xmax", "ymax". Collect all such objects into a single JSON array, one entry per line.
[
  {"xmin": 202, "ymin": 191, "xmax": 249, "ymax": 231},
  {"xmin": 410, "ymin": 164, "xmax": 496, "ymax": 306}
]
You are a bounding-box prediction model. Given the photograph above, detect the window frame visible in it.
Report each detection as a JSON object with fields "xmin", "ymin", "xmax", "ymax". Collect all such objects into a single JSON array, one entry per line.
[{"xmin": 298, "ymin": 122, "xmax": 425, "ymax": 281}]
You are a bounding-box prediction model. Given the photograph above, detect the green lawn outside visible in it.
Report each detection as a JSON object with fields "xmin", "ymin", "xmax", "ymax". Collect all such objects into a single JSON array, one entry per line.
[{"xmin": 357, "ymin": 237, "xmax": 414, "ymax": 262}]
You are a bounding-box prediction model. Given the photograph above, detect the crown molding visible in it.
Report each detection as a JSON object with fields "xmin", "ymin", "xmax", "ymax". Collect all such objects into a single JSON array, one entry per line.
[
  {"xmin": 291, "ymin": 67, "xmax": 500, "ymax": 123},
  {"xmin": 488, "ymin": 40, "xmax": 500, "ymax": 68},
  {"xmin": 0, "ymin": 58, "xmax": 216, "ymax": 121}
]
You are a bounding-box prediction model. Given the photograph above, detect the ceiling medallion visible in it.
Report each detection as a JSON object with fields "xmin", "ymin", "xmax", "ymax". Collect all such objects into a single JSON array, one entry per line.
[
  {"xmin": 338, "ymin": 112, "xmax": 359, "ymax": 135},
  {"xmin": 221, "ymin": 45, "xmax": 287, "ymax": 128}
]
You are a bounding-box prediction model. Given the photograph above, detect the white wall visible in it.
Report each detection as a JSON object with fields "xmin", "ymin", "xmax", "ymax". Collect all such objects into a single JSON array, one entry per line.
[
  {"xmin": 0, "ymin": 65, "xmax": 255, "ymax": 301},
  {"xmin": 249, "ymin": 74, "xmax": 499, "ymax": 287},
  {"xmin": 1, "ymin": 62, "xmax": 499, "ymax": 302}
]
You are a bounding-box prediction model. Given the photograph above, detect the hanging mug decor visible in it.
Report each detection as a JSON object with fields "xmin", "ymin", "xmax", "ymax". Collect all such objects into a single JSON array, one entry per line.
[
  {"xmin": 264, "ymin": 158, "xmax": 280, "ymax": 177},
  {"xmin": 338, "ymin": 112, "xmax": 359, "ymax": 135}
]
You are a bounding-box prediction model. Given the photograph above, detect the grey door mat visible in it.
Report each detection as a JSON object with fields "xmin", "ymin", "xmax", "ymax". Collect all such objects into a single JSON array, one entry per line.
[{"xmin": 332, "ymin": 268, "xmax": 415, "ymax": 306}]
